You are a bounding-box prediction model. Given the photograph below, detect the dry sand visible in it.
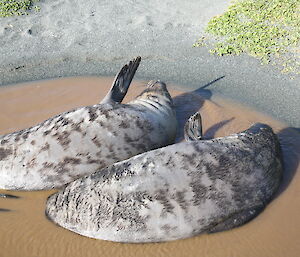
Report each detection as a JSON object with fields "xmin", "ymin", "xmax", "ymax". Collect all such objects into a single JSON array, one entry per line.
[
  {"xmin": 0, "ymin": 77, "xmax": 299, "ymax": 257},
  {"xmin": 0, "ymin": 0, "xmax": 299, "ymax": 126}
]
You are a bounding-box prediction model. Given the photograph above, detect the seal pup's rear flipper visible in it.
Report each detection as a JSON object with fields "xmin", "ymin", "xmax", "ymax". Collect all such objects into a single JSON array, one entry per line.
[
  {"xmin": 101, "ymin": 56, "xmax": 141, "ymax": 104},
  {"xmin": 184, "ymin": 112, "xmax": 202, "ymax": 141}
]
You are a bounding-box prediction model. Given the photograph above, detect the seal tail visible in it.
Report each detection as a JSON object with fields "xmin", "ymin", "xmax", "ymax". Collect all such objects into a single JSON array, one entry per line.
[
  {"xmin": 184, "ymin": 112, "xmax": 203, "ymax": 141},
  {"xmin": 100, "ymin": 56, "xmax": 141, "ymax": 104}
]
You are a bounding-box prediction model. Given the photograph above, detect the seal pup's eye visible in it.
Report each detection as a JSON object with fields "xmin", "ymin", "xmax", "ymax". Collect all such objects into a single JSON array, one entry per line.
[{"xmin": 148, "ymin": 95, "xmax": 159, "ymax": 101}]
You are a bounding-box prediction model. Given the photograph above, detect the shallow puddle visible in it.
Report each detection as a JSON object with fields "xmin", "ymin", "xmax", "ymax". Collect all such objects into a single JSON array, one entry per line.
[{"xmin": 0, "ymin": 77, "xmax": 299, "ymax": 257}]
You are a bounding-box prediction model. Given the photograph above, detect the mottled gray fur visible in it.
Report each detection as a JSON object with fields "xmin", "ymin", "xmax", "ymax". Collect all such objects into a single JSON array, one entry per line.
[
  {"xmin": 0, "ymin": 57, "xmax": 177, "ymax": 190},
  {"xmin": 46, "ymin": 118, "xmax": 282, "ymax": 243}
]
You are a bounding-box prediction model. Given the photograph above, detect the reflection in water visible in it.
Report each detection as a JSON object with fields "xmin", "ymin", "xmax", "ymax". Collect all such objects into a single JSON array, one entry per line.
[
  {"xmin": 0, "ymin": 77, "xmax": 299, "ymax": 257},
  {"xmin": 0, "ymin": 194, "xmax": 20, "ymax": 199},
  {"xmin": 0, "ymin": 208, "xmax": 11, "ymax": 212}
]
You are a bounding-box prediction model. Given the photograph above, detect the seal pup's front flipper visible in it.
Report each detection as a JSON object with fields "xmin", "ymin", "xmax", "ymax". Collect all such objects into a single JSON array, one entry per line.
[
  {"xmin": 101, "ymin": 56, "xmax": 141, "ymax": 104},
  {"xmin": 184, "ymin": 112, "xmax": 202, "ymax": 141}
]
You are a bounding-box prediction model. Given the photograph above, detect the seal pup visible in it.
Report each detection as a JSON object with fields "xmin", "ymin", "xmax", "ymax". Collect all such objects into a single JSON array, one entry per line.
[
  {"xmin": 0, "ymin": 57, "xmax": 177, "ymax": 190},
  {"xmin": 46, "ymin": 112, "xmax": 282, "ymax": 243}
]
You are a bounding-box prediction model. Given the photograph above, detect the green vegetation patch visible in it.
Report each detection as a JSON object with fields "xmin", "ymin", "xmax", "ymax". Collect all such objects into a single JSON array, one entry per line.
[
  {"xmin": 0, "ymin": 0, "xmax": 40, "ymax": 17},
  {"xmin": 195, "ymin": 0, "xmax": 300, "ymax": 74}
]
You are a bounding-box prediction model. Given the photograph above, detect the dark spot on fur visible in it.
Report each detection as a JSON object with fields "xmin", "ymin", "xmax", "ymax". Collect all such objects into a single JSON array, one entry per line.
[
  {"xmin": 40, "ymin": 143, "xmax": 50, "ymax": 152},
  {"xmin": 180, "ymin": 153, "xmax": 197, "ymax": 167},
  {"xmin": 119, "ymin": 120, "xmax": 129, "ymax": 129},
  {"xmin": 165, "ymin": 156, "xmax": 176, "ymax": 168},
  {"xmin": 31, "ymin": 140, "xmax": 36, "ymax": 145},
  {"xmin": 46, "ymin": 174, "xmax": 64, "ymax": 184},
  {"xmin": 190, "ymin": 180, "xmax": 208, "ymax": 205},
  {"xmin": 86, "ymin": 156, "xmax": 99, "ymax": 164},
  {"xmin": 134, "ymin": 191, "xmax": 152, "ymax": 206},
  {"xmin": 63, "ymin": 157, "xmax": 82, "ymax": 165},
  {"xmin": 1, "ymin": 139, "xmax": 8, "ymax": 145},
  {"xmin": 174, "ymin": 191, "xmax": 189, "ymax": 211},
  {"xmin": 71, "ymin": 119, "xmax": 84, "ymax": 133},
  {"xmin": 26, "ymin": 158, "xmax": 37, "ymax": 168},
  {"xmin": 96, "ymin": 151, "xmax": 102, "ymax": 157},
  {"xmin": 108, "ymin": 144, "xmax": 114, "ymax": 153},
  {"xmin": 57, "ymin": 117, "xmax": 64, "ymax": 123},
  {"xmin": 52, "ymin": 158, "xmax": 75, "ymax": 175},
  {"xmin": 22, "ymin": 131, "xmax": 30, "ymax": 140},
  {"xmin": 124, "ymin": 133, "xmax": 134, "ymax": 143},
  {"xmin": 161, "ymin": 224, "xmax": 178, "ymax": 235},
  {"xmin": 105, "ymin": 154, "xmax": 119, "ymax": 162},
  {"xmin": 159, "ymin": 151, "xmax": 166, "ymax": 157},
  {"xmin": 0, "ymin": 147, "xmax": 12, "ymax": 160},
  {"xmin": 43, "ymin": 130, "xmax": 51, "ymax": 136},
  {"xmin": 43, "ymin": 162, "xmax": 54, "ymax": 169},
  {"xmin": 141, "ymin": 158, "xmax": 153, "ymax": 169},
  {"xmin": 135, "ymin": 119, "xmax": 143, "ymax": 129},
  {"xmin": 97, "ymin": 120, "xmax": 105, "ymax": 127},
  {"xmin": 155, "ymin": 189, "xmax": 174, "ymax": 216},
  {"xmin": 92, "ymin": 136, "xmax": 101, "ymax": 148},
  {"xmin": 61, "ymin": 118, "xmax": 70, "ymax": 126},
  {"xmin": 53, "ymin": 131, "xmax": 71, "ymax": 149},
  {"xmin": 88, "ymin": 107, "xmax": 97, "ymax": 121},
  {"xmin": 101, "ymin": 109, "xmax": 112, "ymax": 120}
]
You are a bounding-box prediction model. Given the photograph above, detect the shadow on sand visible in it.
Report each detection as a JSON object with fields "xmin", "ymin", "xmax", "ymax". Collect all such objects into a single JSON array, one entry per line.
[
  {"xmin": 275, "ymin": 127, "xmax": 300, "ymax": 198},
  {"xmin": 173, "ymin": 76, "xmax": 225, "ymax": 141},
  {"xmin": 203, "ymin": 118, "xmax": 235, "ymax": 140},
  {"xmin": 173, "ymin": 76, "xmax": 299, "ymax": 199}
]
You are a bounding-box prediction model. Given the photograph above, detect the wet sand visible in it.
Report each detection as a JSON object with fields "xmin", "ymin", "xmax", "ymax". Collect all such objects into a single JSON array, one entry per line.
[{"xmin": 0, "ymin": 77, "xmax": 299, "ymax": 257}]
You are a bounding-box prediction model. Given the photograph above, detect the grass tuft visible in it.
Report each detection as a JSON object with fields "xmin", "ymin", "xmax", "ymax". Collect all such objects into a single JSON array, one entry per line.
[
  {"xmin": 195, "ymin": 0, "xmax": 300, "ymax": 74},
  {"xmin": 0, "ymin": 0, "xmax": 40, "ymax": 17}
]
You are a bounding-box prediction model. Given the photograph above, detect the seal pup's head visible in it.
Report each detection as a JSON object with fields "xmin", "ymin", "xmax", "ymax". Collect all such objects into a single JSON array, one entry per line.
[
  {"xmin": 129, "ymin": 80, "xmax": 177, "ymax": 144},
  {"xmin": 131, "ymin": 80, "xmax": 174, "ymax": 112}
]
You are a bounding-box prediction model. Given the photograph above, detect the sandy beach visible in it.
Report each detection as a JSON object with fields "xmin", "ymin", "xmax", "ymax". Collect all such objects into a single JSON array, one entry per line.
[
  {"xmin": 0, "ymin": 0, "xmax": 299, "ymax": 126},
  {"xmin": 0, "ymin": 1, "xmax": 299, "ymax": 256},
  {"xmin": 0, "ymin": 77, "xmax": 299, "ymax": 257}
]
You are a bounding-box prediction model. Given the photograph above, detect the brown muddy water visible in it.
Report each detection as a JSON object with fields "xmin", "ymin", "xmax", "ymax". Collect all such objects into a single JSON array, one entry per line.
[{"xmin": 0, "ymin": 77, "xmax": 299, "ymax": 257}]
